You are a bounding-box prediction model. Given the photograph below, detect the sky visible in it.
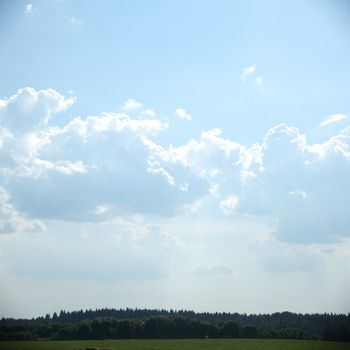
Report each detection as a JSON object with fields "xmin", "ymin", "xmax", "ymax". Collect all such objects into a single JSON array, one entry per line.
[{"xmin": 0, "ymin": 0, "xmax": 350, "ymax": 318}]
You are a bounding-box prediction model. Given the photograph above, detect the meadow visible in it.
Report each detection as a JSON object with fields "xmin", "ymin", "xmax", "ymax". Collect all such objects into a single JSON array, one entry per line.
[{"xmin": 0, "ymin": 339, "xmax": 349, "ymax": 350}]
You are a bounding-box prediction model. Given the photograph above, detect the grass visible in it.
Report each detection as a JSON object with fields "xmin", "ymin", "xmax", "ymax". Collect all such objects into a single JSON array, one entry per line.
[{"xmin": 0, "ymin": 339, "xmax": 349, "ymax": 350}]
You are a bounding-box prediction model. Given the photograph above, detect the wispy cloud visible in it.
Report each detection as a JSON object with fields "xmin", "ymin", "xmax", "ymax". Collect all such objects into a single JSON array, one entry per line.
[
  {"xmin": 141, "ymin": 109, "xmax": 156, "ymax": 118},
  {"xmin": 25, "ymin": 3, "xmax": 33, "ymax": 15},
  {"xmin": 241, "ymin": 64, "xmax": 263, "ymax": 86},
  {"xmin": 68, "ymin": 16, "xmax": 85, "ymax": 27},
  {"xmin": 243, "ymin": 64, "xmax": 257, "ymax": 77},
  {"xmin": 220, "ymin": 195, "xmax": 239, "ymax": 216},
  {"xmin": 255, "ymin": 76, "xmax": 263, "ymax": 86},
  {"xmin": 289, "ymin": 190, "xmax": 306, "ymax": 199},
  {"xmin": 320, "ymin": 114, "xmax": 347, "ymax": 126},
  {"xmin": 188, "ymin": 263, "xmax": 236, "ymax": 276}
]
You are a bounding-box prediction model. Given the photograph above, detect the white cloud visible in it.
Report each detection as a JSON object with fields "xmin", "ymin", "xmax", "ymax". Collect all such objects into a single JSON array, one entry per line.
[
  {"xmin": 243, "ymin": 64, "xmax": 257, "ymax": 76},
  {"xmin": 175, "ymin": 108, "xmax": 192, "ymax": 121},
  {"xmin": 241, "ymin": 64, "xmax": 264, "ymax": 86},
  {"xmin": 320, "ymin": 114, "xmax": 347, "ymax": 126},
  {"xmin": 219, "ymin": 195, "xmax": 239, "ymax": 215},
  {"xmin": 122, "ymin": 98, "xmax": 142, "ymax": 111},
  {"xmin": 240, "ymin": 123, "xmax": 350, "ymax": 243},
  {"xmin": 1, "ymin": 86, "xmax": 350, "ymax": 317},
  {"xmin": 149, "ymin": 127, "xmax": 254, "ymax": 181},
  {"xmin": 0, "ymin": 187, "xmax": 45, "ymax": 234},
  {"xmin": 146, "ymin": 159, "xmax": 176, "ymax": 186},
  {"xmin": 183, "ymin": 198, "xmax": 204, "ymax": 215},
  {"xmin": 0, "ymin": 88, "xmax": 206, "ymax": 222},
  {"xmin": 69, "ymin": 16, "xmax": 85, "ymax": 26},
  {"xmin": 208, "ymin": 183, "xmax": 220, "ymax": 196},
  {"xmin": 94, "ymin": 205, "xmax": 110, "ymax": 215},
  {"xmin": 1, "ymin": 87, "xmax": 350, "ymax": 246},
  {"xmin": 25, "ymin": 4, "xmax": 33, "ymax": 15},
  {"xmin": 64, "ymin": 112, "xmax": 167, "ymax": 136},
  {"xmin": 141, "ymin": 109, "xmax": 156, "ymax": 118},
  {"xmin": 0, "ymin": 87, "xmax": 75, "ymax": 132},
  {"xmin": 255, "ymin": 76, "xmax": 263, "ymax": 86},
  {"xmin": 30, "ymin": 159, "xmax": 88, "ymax": 176},
  {"xmin": 305, "ymin": 126, "xmax": 350, "ymax": 159},
  {"xmin": 289, "ymin": 190, "xmax": 306, "ymax": 199},
  {"xmin": 188, "ymin": 263, "xmax": 235, "ymax": 276}
]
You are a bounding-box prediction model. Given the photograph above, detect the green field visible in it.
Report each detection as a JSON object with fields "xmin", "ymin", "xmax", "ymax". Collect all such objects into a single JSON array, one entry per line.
[{"xmin": 0, "ymin": 339, "xmax": 348, "ymax": 350}]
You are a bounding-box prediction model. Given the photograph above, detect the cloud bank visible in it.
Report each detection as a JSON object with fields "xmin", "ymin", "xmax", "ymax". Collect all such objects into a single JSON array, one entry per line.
[{"xmin": 0, "ymin": 87, "xmax": 349, "ymax": 247}]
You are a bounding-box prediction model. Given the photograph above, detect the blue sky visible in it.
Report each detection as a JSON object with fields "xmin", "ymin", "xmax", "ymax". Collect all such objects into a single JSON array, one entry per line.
[{"xmin": 0, "ymin": 0, "xmax": 350, "ymax": 318}]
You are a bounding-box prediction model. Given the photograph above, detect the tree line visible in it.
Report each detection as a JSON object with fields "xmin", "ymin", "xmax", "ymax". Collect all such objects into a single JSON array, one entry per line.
[{"xmin": 1, "ymin": 308, "xmax": 349, "ymax": 342}]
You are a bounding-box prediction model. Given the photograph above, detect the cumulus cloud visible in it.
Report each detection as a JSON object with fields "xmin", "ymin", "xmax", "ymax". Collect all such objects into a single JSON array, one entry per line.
[
  {"xmin": 175, "ymin": 108, "xmax": 192, "ymax": 121},
  {"xmin": 240, "ymin": 124, "xmax": 350, "ymax": 243},
  {"xmin": 0, "ymin": 87, "xmax": 75, "ymax": 132},
  {"xmin": 1, "ymin": 87, "xmax": 350, "ymax": 247},
  {"xmin": 149, "ymin": 128, "xmax": 250, "ymax": 177},
  {"xmin": 219, "ymin": 195, "xmax": 239, "ymax": 216},
  {"xmin": 0, "ymin": 88, "xmax": 207, "ymax": 221},
  {"xmin": 0, "ymin": 187, "xmax": 45, "ymax": 234},
  {"xmin": 320, "ymin": 114, "xmax": 347, "ymax": 126},
  {"xmin": 5, "ymin": 128, "xmax": 204, "ymax": 220},
  {"xmin": 306, "ymin": 126, "xmax": 350, "ymax": 159},
  {"xmin": 122, "ymin": 98, "xmax": 142, "ymax": 111}
]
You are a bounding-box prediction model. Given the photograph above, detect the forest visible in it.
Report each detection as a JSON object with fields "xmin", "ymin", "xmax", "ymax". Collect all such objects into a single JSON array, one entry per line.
[{"xmin": 1, "ymin": 308, "xmax": 349, "ymax": 342}]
